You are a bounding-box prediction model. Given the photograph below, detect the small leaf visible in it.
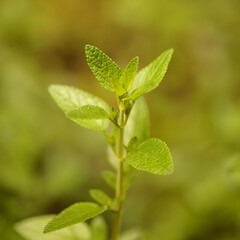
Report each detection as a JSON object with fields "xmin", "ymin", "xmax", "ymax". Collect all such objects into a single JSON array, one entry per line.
[
  {"xmin": 126, "ymin": 49, "xmax": 174, "ymax": 100},
  {"xmin": 124, "ymin": 174, "xmax": 137, "ymax": 191},
  {"xmin": 119, "ymin": 56, "xmax": 139, "ymax": 93},
  {"xmin": 67, "ymin": 105, "xmax": 109, "ymax": 120},
  {"xmin": 127, "ymin": 137, "xmax": 138, "ymax": 152},
  {"xmin": 91, "ymin": 216, "xmax": 108, "ymax": 240},
  {"xmin": 43, "ymin": 203, "xmax": 107, "ymax": 233},
  {"xmin": 102, "ymin": 171, "xmax": 116, "ymax": 190},
  {"xmin": 126, "ymin": 138, "xmax": 173, "ymax": 175},
  {"xmin": 89, "ymin": 189, "xmax": 112, "ymax": 206},
  {"xmin": 48, "ymin": 85, "xmax": 110, "ymax": 131},
  {"xmin": 120, "ymin": 229, "xmax": 143, "ymax": 240},
  {"xmin": 85, "ymin": 45, "xmax": 122, "ymax": 92},
  {"xmin": 15, "ymin": 215, "xmax": 91, "ymax": 240},
  {"xmin": 125, "ymin": 97, "xmax": 149, "ymax": 144}
]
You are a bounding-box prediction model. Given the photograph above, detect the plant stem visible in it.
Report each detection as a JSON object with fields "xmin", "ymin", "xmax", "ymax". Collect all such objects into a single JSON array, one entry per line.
[{"xmin": 111, "ymin": 106, "xmax": 125, "ymax": 240}]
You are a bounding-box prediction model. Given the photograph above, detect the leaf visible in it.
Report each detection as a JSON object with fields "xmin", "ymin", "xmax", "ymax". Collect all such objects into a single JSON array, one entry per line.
[
  {"xmin": 125, "ymin": 48, "xmax": 174, "ymax": 100},
  {"xmin": 67, "ymin": 105, "xmax": 109, "ymax": 120},
  {"xmin": 91, "ymin": 216, "xmax": 108, "ymax": 240},
  {"xmin": 120, "ymin": 229, "xmax": 143, "ymax": 240},
  {"xmin": 125, "ymin": 97, "xmax": 149, "ymax": 144},
  {"xmin": 85, "ymin": 45, "xmax": 122, "ymax": 92},
  {"xmin": 126, "ymin": 138, "xmax": 173, "ymax": 175},
  {"xmin": 48, "ymin": 85, "xmax": 110, "ymax": 131},
  {"xmin": 127, "ymin": 137, "xmax": 138, "ymax": 152},
  {"xmin": 119, "ymin": 56, "xmax": 139, "ymax": 93},
  {"xmin": 43, "ymin": 203, "xmax": 107, "ymax": 233},
  {"xmin": 89, "ymin": 189, "xmax": 112, "ymax": 206},
  {"xmin": 15, "ymin": 215, "xmax": 91, "ymax": 240},
  {"xmin": 125, "ymin": 174, "xmax": 137, "ymax": 191},
  {"xmin": 102, "ymin": 171, "xmax": 116, "ymax": 190}
]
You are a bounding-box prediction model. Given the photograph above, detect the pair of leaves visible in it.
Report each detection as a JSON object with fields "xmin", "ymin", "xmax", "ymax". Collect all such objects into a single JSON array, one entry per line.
[
  {"xmin": 85, "ymin": 45, "xmax": 139, "ymax": 96},
  {"xmin": 48, "ymin": 85, "xmax": 110, "ymax": 131},
  {"xmin": 86, "ymin": 45, "xmax": 173, "ymax": 100},
  {"xmin": 125, "ymin": 48, "xmax": 174, "ymax": 100}
]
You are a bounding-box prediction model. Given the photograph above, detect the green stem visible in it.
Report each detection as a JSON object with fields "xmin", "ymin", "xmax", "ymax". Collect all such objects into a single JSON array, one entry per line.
[{"xmin": 111, "ymin": 106, "xmax": 125, "ymax": 240}]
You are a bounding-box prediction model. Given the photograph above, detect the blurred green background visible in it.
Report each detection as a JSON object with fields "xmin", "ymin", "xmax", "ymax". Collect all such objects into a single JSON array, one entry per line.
[{"xmin": 0, "ymin": 0, "xmax": 240, "ymax": 239}]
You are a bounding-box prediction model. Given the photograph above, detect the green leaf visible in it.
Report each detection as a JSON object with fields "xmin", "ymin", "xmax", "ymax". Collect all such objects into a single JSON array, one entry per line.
[
  {"xmin": 102, "ymin": 171, "xmax": 116, "ymax": 190},
  {"xmin": 120, "ymin": 229, "xmax": 143, "ymax": 240},
  {"xmin": 119, "ymin": 56, "xmax": 139, "ymax": 93},
  {"xmin": 125, "ymin": 97, "xmax": 149, "ymax": 144},
  {"xmin": 91, "ymin": 216, "xmax": 108, "ymax": 240},
  {"xmin": 126, "ymin": 138, "xmax": 173, "ymax": 175},
  {"xmin": 15, "ymin": 215, "xmax": 91, "ymax": 240},
  {"xmin": 85, "ymin": 45, "xmax": 122, "ymax": 92},
  {"xmin": 127, "ymin": 137, "xmax": 138, "ymax": 152},
  {"xmin": 125, "ymin": 174, "xmax": 137, "ymax": 191},
  {"xmin": 126, "ymin": 49, "xmax": 174, "ymax": 100},
  {"xmin": 89, "ymin": 189, "xmax": 112, "ymax": 206},
  {"xmin": 48, "ymin": 85, "xmax": 110, "ymax": 131},
  {"xmin": 67, "ymin": 105, "xmax": 109, "ymax": 120},
  {"xmin": 43, "ymin": 203, "xmax": 107, "ymax": 233}
]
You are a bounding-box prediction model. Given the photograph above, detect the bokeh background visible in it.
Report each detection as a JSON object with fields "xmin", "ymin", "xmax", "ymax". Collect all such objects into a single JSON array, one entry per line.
[{"xmin": 0, "ymin": 0, "xmax": 240, "ymax": 239}]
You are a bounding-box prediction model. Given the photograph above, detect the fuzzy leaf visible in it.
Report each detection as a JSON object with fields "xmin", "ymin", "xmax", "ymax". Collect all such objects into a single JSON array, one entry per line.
[
  {"xmin": 102, "ymin": 171, "xmax": 116, "ymax": 190},
  {"xmin": 119, "ymin": 56, "xmax": 139, "ymax": 93},
  {"xmin": 43, "ymin": 203, "xmax": 107, "ymax": 233},
  {"xmin": 91, "ymin": 216, "xmax": 108, "ymax": 240},
  {"xmin": 85, "ymin": 45, "xmax": 122, "ymax": 92},
  {"xmin": 48, "ymin": 85, "xmax": 110, "ymax": 131},
  {"xmin": 67, "ymin": 105, "xmax": 109, "ymax": 120},
  {"xmin": 126, "ymin": 49, "xmax": 173, "ymax": 100},
  {"xmin": 126, "ymin": 138, "xmax": 173, "ymax": 175},
  {"xmin": 89, "ymin": 189, "xmax": 112, "ymax": 206},
  {"xmin": 15, "ymin": 215, "xmax": 91, "ymax": 240}
]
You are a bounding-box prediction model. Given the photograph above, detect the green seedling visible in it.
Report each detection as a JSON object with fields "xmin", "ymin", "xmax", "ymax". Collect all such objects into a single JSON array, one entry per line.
[{"xmin": 15, "ymin": 45, "xmax": 174, "ymax": 240}]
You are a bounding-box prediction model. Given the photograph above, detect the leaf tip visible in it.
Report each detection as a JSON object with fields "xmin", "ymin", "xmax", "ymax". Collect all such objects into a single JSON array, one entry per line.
[
  {"xmin": 167, "ymin": 48, "xmax": 174, "ymax": 55},
  {"xmin": 43, "ymin": 226, "xmax": 49, "ymax": 234},
  {"xmin": 85, "ymin": 44, "xmax": 92, "ymax": 52}
]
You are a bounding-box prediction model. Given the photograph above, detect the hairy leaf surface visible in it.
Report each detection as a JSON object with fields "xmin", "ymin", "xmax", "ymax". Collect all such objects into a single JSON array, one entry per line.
[
  {"xmin": 126, "ymin": 49, "xmax": 173, "ymax": 100},
  {"xmin": 85, "ymin": 45, "xmax": 122, "ymax": 92},
  {"xmin": 126, "ymin": 138, "xmax": 173, "ymax": 175},
  {"xmin": 68, "ymin": 105, "xmax": 109, "ymax": 120},
  {"xmin": 15, "ymin": 215, "xmax": 91, "ymax": 240},
  {"xmin": 119, "ymin": 56, "xmax": 139, "ymax": 94},
  {"xmin": 48, "ymin": 85, "xmax": 110, "ymax": 131},
  {"xmin": 44, "ymin": 203, "xmax": 107, "ymax": 233}
]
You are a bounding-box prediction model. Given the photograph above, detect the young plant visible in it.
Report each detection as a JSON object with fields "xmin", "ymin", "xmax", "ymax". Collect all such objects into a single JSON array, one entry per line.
[{"xmin": 15, "ymin": 45, "xmax": 174, "ymax": 240}]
